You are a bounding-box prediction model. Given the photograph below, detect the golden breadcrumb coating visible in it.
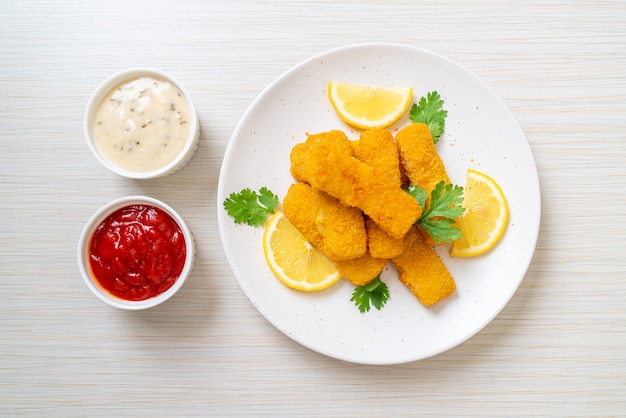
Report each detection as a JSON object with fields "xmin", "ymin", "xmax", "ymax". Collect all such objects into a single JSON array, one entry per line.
[
  {"xmin": 395, "ymin": 122, "xmax": 450, "ymax": 193},
  {"xmin": 282, "ymin": 182, "xmax": 322, "ymax": 246},
  {"xmin": 352, "ymin": 129, "xmax": 406, "ymax": 257},
  {"xmin": 333, "ymin": 255, "xmax": 387, "ymax": 287},
  {"xmin": 391, "ymin": 226, "xmax": 456, "ymax": 306},
  {"xmin": 396, "ymin": 122, "xmax": 452, "ymax": 246},
  {"xmin": 282, "ymin": 182, "xmax": 367, "ymax": 260},
  {"xmin": 316, "ymin": 187, "xmax": 368, "ymax": 260},
  {"xmin": 284, "ymin": 126, "xmax": 458, "ymax": 304},
  {"xmin": 351, "ymin": 128, "xmax": 402, "ymax": 188},
  {"xmin": 282, "ymin": 182, "xmax": 384, "ymax": 286},
  {"xmin": 290, "ymin": 130, "xmax": 422, "ymax": 239},
  {"xmin": 365, "ymin": 217, "xmax": 404, "ymax": 259}
]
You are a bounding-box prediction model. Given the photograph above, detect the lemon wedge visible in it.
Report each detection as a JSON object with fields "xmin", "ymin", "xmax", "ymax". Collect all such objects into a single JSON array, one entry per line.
[
  {"xmin": 263, "ymin": 211, "xmax": 341, "ymax": 291},
  {"xmin": 328, "ymin": 82, "xmax": 413, "ymax": 129},
  {"xmin": 450, "ymin": 169, "xmax": 509, "ymax": 257}
]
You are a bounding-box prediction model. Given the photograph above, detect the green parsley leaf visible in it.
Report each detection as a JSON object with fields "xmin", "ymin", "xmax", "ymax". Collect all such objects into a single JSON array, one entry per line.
[
  {"xmin": 409, "ymin": 91, "xmax": 448, "ymax": 143},
  {"xmin": 223, "ymin": 187, "xmax": 279, "ymax": 227},
  {"xmin": 257, "ymin": 187, "xmax": 279, "ymax": 211},
  {"xmin": 350, "ymin": 275, "xmax": 390, "ymax": 313},
  {"xmin": 410, "ymin": 181, "xmax": 465, "ymax": 244}
]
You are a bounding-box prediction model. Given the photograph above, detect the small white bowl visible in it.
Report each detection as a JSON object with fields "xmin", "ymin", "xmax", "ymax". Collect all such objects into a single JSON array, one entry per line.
[
  {"xmin": 84, "ymin": 68, "xmax": 200, "ymax": 179},
  {"xmin": 77, "ymin": 196, "xmax": 195, "ymax": 310}
]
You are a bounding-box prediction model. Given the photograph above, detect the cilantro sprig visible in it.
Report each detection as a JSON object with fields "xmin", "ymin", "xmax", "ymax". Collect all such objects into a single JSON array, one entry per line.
[
  {"xmin": 408, "ymin": 181, "xmax": 465, "ymax": 244},
  {"xmin": 223, "ymin": 187, "xmax": 279, "ymax": 227},
  {"xmin": 351, "ymin": 275, "xmax": 390, "ymax": 313},
  {"xmin": 409, "ymin": 91, "xmax": 448, "ymax": 143}
]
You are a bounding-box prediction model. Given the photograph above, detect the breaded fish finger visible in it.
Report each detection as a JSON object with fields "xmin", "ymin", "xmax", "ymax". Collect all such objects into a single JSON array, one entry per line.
[
  {"xmin": 283, "ymin": 183, "xmax": 385, "ymax": 286},
  {"xmin": 391, "ymin": 226, "xmax": 456, "ymax": 306},
  {"xmin": 282, "ymin": 182, "xmax": 323, "ymax": 247},
  {"xmin": 290, "ymin": 130, "xmax": 422, "ymax": 239},
  {"xmin": 351, "ymin": 128, "xmax": 402, "ymax": 188},
  {"xmin": 282, "ymin": 182, "xmax": 367, "ymax": 260},
  {"xmin": 316, "ymin": 187, "xmax": 368, "ymax": 260},
  {"xmin": 365, "ymin": 217, "xmax": 404, "ymax": 259},
  {"xmin": 352, "ymin": 129, "xmax": 406, "ymax": 257},
  {"xmin": 396, "ymin": 122, "xmax": 450, "ymax": 193},
  {"xmin": 334, "ymin": 255, "xmax": 387, "ymax": 287}
]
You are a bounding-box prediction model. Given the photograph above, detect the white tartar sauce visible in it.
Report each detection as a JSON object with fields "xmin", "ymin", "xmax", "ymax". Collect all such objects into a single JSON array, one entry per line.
[{"xmin": 94, "ymin": 76, "xmax": 191, "ymax": 172}]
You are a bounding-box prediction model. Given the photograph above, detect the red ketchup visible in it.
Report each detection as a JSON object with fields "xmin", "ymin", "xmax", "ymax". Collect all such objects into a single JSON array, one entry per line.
[{"xmin": 89, "ymin": 204, "xmax": 186, "ymax": 301}]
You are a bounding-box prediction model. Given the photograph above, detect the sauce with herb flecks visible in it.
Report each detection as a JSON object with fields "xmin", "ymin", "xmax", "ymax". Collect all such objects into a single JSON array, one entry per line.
[
  {"xmin": 89, "ymin": 204, "xmax": 186, "ymax": 301},
  {"xmin": 94, "ymin": 76, "xmax": 191, "ymax": 172}
]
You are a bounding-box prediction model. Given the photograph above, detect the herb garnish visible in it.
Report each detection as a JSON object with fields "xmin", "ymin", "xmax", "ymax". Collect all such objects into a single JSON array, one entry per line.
[
  {"xmin": 409, "ymin": 91, "xmax": 448, "ymax": 143},
  {"xmin": 408, "ymin": 181, "xmax": 465, "ymax": 244},
  {"xmin": 351, "ymin": 275, "xmax": 390, "ymax": 313},
  {"xmin": 223, "ymin": 187, "xmax": 279, "ymax": 227}
]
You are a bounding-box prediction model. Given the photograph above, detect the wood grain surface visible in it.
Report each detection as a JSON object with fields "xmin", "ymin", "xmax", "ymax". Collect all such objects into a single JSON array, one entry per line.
[{"xmin": 1, "ymin": 1, "xmax": 625, "ymax": 416}]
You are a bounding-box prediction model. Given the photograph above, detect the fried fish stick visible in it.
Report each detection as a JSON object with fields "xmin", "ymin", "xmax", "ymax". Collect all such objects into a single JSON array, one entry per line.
[
  {"xmin": 283, "ymin": 183, "xmax": 384, "ymax": 286},
  {"xmin": 351, "ymin": 128, "xmax": 402, "ymax": 188},
  {"xmin": 290, "ymin": 131, "xmax": 371, "ymax": 211},
  {"xmin": 391, "ymin": 226, "xmax": 456, "ymax": 306},
  {"xmin": 290, "ymin": 130, "xmax": 422, "ymax": 239},
  {"xmin": 365, "ymin": 217, "xmax": 404, "ymax": 259},
  {"xmin": 333, "ymin": 255, "xmax": 386, "ymax": 287},
  {"xmin": 396, "ymin": 122, "xmax": 452, "ymax": 245},
  {"xmin": 352, "ymin": 129, "xmax": 406, "ymax": 257},
  {"xmin": 316, "ymin": 187, "xmax": 368, "ymax": 260},
  {"xmin": 395, "ymin": 122, "xmax": 450, "ymax": 193},
  {"xmin": 282, "ymin": 182, "xmax": 323, "ymax": 246},
  {"xmin": 283, "ymin": 182, "xmax": 366, "ymax": 260}
]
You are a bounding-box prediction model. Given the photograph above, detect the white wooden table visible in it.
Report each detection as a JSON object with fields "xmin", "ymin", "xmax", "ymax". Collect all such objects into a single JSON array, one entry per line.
[{"xmin": 2, "ymin": 1, "xmax": 625, "ymax": 416}]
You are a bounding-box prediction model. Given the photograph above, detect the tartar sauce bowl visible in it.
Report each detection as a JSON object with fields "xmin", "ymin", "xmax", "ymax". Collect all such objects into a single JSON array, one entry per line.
[
  {"xmin": 77, "ymin": 196, "xmax": 195, "ymax": 310},
  {"xmin": 84, "ymin": 68, "xmax": 199, "ymax": 179}
]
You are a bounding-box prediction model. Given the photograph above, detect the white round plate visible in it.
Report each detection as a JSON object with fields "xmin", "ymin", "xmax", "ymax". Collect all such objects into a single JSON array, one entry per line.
[{"xmin": 217, "ymin": 43, "xmax": 540, "ymax": 365}]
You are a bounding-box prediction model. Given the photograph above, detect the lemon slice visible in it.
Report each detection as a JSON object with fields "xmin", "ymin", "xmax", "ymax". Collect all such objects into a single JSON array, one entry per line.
[
  {"xmin": 263, "ymin": 211, "xmax": 341, "ymax": 291},
  {"xmin": 450, "ymin": 169, "xmax": 509, "ymax": 257},
  {"xmin": 328, "ymin": 82, "xmax": 413, "ymax": 129}
]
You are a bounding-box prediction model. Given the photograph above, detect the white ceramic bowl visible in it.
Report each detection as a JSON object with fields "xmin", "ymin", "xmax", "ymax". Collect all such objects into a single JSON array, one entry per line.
[
  {"xmin": 84, "ymin": 68, "xmax": 200, "ymax": 179},
  {"xmin": 77, "ymin": 196, "xmax": 195, "ymax": 310}
]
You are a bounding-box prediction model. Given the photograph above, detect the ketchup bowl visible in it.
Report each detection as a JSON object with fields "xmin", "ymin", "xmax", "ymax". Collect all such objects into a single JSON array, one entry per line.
[
  {"xmin": 77, "ymin": 196, "xmax": 195, "ymax": 310},
  {"xmin": 84, "ymin": 68, "xmax": 200, "ymax": 179}
]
